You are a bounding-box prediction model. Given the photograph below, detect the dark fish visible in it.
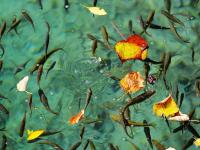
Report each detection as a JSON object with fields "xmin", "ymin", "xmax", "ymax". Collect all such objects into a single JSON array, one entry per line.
[
  {"xmin": 29, "ymin": 47, "xmax": 63, "ymax": 74},
  {"xmin": 187, "ymin": 124, "xmax": 200, "ymax": 137},
  {"xmin": 149, "ymin": 23, "xmax": 170, "ymax": 30},
  {"xmin": 45, "ymin": 21, "xmax": 50, "ymax": 60},
  {"xmin": 164, "ymin": 116, "xmax": 171, "ymax": 132},
  {"xmin": 41, "ymin": 130, "xmax": 61, "ymax": 137},
  {"xmin": 0, "ymin": 44, "xmax": 5, "ymax": 57},
  {"xmin": 161, "ymin": 10, "xmax": 184, "ymax": 26},
  {"xmin": 39, "ymin": 140, "xmax": 64, "ymax": 150},
  {"xmin": 169, "ymin": 21, "xmax": 189, "ymax": 43},
  {"xmin": 89, "ymin": 140, "xmax": 96, "ymax": 150},
  {"xmin": 163, "ymin": 52, "xmax": 171, "ymax": 75},
  {"xmin": 1, "ymin": 135, "xmax": 7, "ymax": 150},
  {"xmin": 93, "ymin": 0, "xmax": 97, "ymax": 6},
  {"xmin": 69, "ymin": 141, "xmax": 81, "ymax": 150},
  {"xmin": 0, "ymin": 104, "xmax": 9, "ymax": 115},
  {"xmin": 141, "ymin": 10, "xmax": 155, "ymax": 35},
  {"xmin": 164, "ymin": 0, "xmax": 171, "ymax": 13},
  {"xmin": 64, "ymin": 0, "xmax": 70, "ymax": 9},
  {"xmin": 87, "ymin": 34, "xmax": 97, "ymax": 41},
  {"xmin": 38, "ymin": 89, "xmax": 58, "ymax": 115},
  {"xmin": 21, "ymin": 10, "xmax": 35, "ymax": 31},
  {"xmin": 83, "ymin": 88, "xmax": 93, "ymax": 110},
  {"xmin": 0, "ymin": 21, "xmax": 6, "ymax": 40},
  {"xmin": 37, "ymin": 0, "xmax": 43, "ymax": 9},
  {"xmin": 91, "ymin": 39, "xmax": 97, "ymax": 56},
  {"xmin": 7, "ymin": 18, "xmax": 21, "ymax": 33},
  {"xmin": 108, "ymin": 143, "xmax": 117, "ymax": 150},
  {"xmin": 173, "ymin": 125, "xmax": 184, "ymax": 133},
  {"xmin": 152, "ymin": 139, "xmax": 165, "ymax": 150},
  {"xmin": 128, "ymin": 20, "xmax": 133, "ymax": 34},
  {"xmin": 175, "ymin": 84, "xmax": 179, "ymax": 102},
  {"xmin": 19, "ymin": 111, "xmax": 26, "ymax": 137},
  {"xmin": 28, "ymin": 93, "xmax": 33, "ymax": 116},
  {"xmin": 195, "ymin": 80, "xmax": 200, "ymax": 97},
  {"xmin": 143, "ymin": 58, "xmax": 162, "ymax": 64},
  {"xmin": 139, "ymin": 16, "xmax": 151, "ymax": 36},
  {"xmin": 144, "ymin": 62, "xmax": 150, "ymax": 85},
  {"xmin": 182, "ymin": 137, "xmax": 195, "ymax": 150},
  {"xmin": 143, "ymin": 120, "xmax": 153, "ymax": 149},
  {"xmin": 101, "ymin": 26, "xmax": 109, "ymax": 44},
  {"xmin": 0, "ymin": 59, "xmax": 3, "ymax": 71},
  {"xmin": 191, "ymin": 47, "xmax": 195, "ymax": 63},
  {"xmin": 14, "ymin": 59, "xmax": 30, "ymax": 75},
  {"xmin": 37, "ymin": 64, "xmax": 43, "ymax": 85},
  {"xmin": 83, "ymin": 139, "xmax": 89, "ymax": 150},
  {"xmin": 79, "ymin": 126, "xmax": 85, "ymax": 140},
  {"xmin": 46, "ymin": 61, "xmax": 56, "ymax": 78},
  {"xmin": 179, "ymin": 92, "xmax": 184, "ymax": 108}
]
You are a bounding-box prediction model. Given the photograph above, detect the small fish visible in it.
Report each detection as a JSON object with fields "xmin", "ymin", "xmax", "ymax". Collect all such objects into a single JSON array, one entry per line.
[
  {"xmin": 161, "ymin": 10, "xmax": 184, "ymax": 26},
  {"xmin": 7, "ymin": 18, "xmax": 21, "ymax": 33},
  {"xmin": 0, "ymin": 21, "xmax": 6, "ymax": 40},
  {"xmin": 69, "ymin": 141, "xmax": 82, "ymax": 150},
  {"xmin": 14, "ymin": 59, "xmax": 30, "ymax": 75},
  {"xmin": 0, "ymin": 59, "xmax": 3, "ymax": 71},
  {"xmin": 108, "ymin": 143, "xmax": 117, "ymax": 150},
  {"xmin": 37, "ymin": 0, "xmax": 43, "ymax": 9},
  {"xmin": 41, "ymin": 130, "xmax": 61, "ymax": 137},
  {"xmin": 0, "ymin": 104, "xmax": 9, "ymax": 115},
  {"xmin": 173, "ymin": 125, "xmax": 184, "ymax": 133},
  {"xmin": 28, "ymin": 93, "xmax": 33, "ymax": 116},
  {"xmin": 69, "ymin": 109, "xmax": 84, "ymax": 125},
  {"xmin": 182, "ymin": 137, "xmax": 195, "ymax": 150},
  {"xmin": 83, "ymin": 139, "xmax": 89, "ymax": 150},
  {"xmin": 79, "ymin": 126, "xmax": 85, "ymax": 140},
  {"xmin": 93, "ymin": 0, "xmax": 97, "ymax": 6},
  {"xmin": 179, "ymin": 92, "xmax": 184, "ymax": 108},
  {"xmin": 38, "ymin": 89, "xmax": 58, "ymax": 115},
  {"xmin": 45, "ymin": 21, "xmax": 50, "ymax": 60},
  {"xmin": 39, "ymin": 140, "xmax": 64, "ymax": 150},
  {"xmin": 1, "ymin": 135, "xmax": 7, "ymax": 150},
  {"xmin": 152, "ymin": 139, "xmax": 165, "ymax": 150},
  {"xmin": 195, "ymin": 80, "xmax": 200, "ymax": 97},
  {"xmin": 169, "ymin": 21, "xmax": 189, "ymax": 43},
  {"xmin": 128, "ymin": 20, "xmax": 134, "ymax": 34},
  {"xmin": 143, "ymin": 120, "xmax": 153, "ymax": 149},
  {"xmin": 144, "ymin": 62, "xmax": 150, "ymax": 85},
  {"xmin": 175, "ymin": 84, "xmax": 179, "ymax": 102},
  {"xmin": 87, "ymin": 34, "xmax": 97, "ymax": 41},
  {"xmin": 21, "ymin": 10, "xmax": 35, "ymax": 31},
  {"xmin": 19, "ymin": 111, "xmax": 26, "ymax": 137},
  {"xmin": 46, "ymin": 61, "xmax": 56, "ymax": 78},
  {"xmin": 187, "ymin": 124, "xmax": 200, "ymax": 137},
  {"xmin": 64, "ymin": 0, "xmax": 70, "ymax": 9},
  {"xmin": 191, "ymin": 47, "xmax": 195, "ymax": 62},
  {"xmin": 149, "ymin": 23, "xmax": 170, "ymax": 30},
  {"xmin": 101, "ymin": 26, "xmax": 109, "ymax": 44},
  {"xmin": 163, "ymin": 52, "xmax": 171, "ymax": 76},
  {"xmin": 91, "ymin": 39, "xmax": 98, "ymax": 56},
  {"xmin": 0, "ymin": 43, "xmax": 5, "ymax": 57},
  {"xmin": 29, "ymin": 47, "xmax": 63, "ymax": 74},
  {"xmin": 83, "ymin": 88, "xmax": 93, "ymax": 110},
  {"xmin": 164, "ymin": 116, "xmax": 171, "ymax": 132},
  {"xmin": 37, "ymin": 64, "xmax": 43, "ymax": 85},
  {"xmin": 89, "ymin": 140, "xmax": 96, "ymax": 150},
  {"xmin": 164, "ymin": 0, "xmax": 171, "ymax": 13}
]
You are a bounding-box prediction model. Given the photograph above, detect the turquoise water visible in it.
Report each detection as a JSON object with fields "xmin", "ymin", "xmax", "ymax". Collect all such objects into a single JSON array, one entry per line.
[{"xmin": 0, "ymin": 0, "xmax": 200, "ymax": 149}]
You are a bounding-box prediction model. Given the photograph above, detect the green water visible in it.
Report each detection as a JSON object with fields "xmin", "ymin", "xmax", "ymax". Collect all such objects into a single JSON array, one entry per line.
[{"xmin": 0, "ymin": 0, "xmax": 200, "ymax": 150}]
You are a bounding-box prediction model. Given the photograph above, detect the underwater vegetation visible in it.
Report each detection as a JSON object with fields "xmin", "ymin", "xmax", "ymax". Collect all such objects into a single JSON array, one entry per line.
[{"xmin": 1, "ymin": 0, "xmax": 200, "ymax": 149}]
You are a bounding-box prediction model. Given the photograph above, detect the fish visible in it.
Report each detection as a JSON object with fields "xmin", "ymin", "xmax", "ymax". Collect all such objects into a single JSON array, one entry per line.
[
  {"xmin": 0, "ymin": 93, "xmax": 9, "ymax": 102},
  {"xmin": 38, "ymin": 89, "xmax": 58, "ymax": 115},
  {"xmin": 1, "ymin": 135, "xmax": 7, "ymax": 150},
  {"xmin": 89, "ymin": 140, "xmax": 96, "ymax": 150},
  {"xmin": 163, "ymin": 52, "xmax": 171, "ymax": 76},
  {"xmin": 187, "ymin": 124, "xmax": 200, "ymax": 137},
  {"xmin": 169, "ymin": 21, "xmax": 189, "ymax": 43},
  {"xmin": 139, "ymin": 16, "xmax": 151, "ymax": 36},
  {"xmin": 83, "ymin": 139, "xmax": 89, "ymax": 150},
  {"xmin": 182, "ymin": 137, "xmax": 195, "ymax": 150},
  {"xmin": 19, "ymin": 111, "xmax": 26, "ymax": 137},
  {"xmin": 37, "ymin": 0, "xmax": 43, "ymax": 9},
  {"xmin": 45, "ymin": 61, "xmax": 56, "ymax": 78},
  {"xmin": 91, "ymin": 39, "xmax": 97, "ymax": 56},
  {"xmin": 83, "ymin": 88, "xmax": 93, "ymax": 110},
  {"xmin": 191, "ymin": 47, "xmax": 195, "ymax": 62},
  {"xmin": 101, "ymin": 26, "xmax": 109, "ymax": 44},
  {"xmin": 108, "ymin": 143, "xmax": 117, "ymax": 150},
  {"xmin": 64, "ymin": 0, "xmax": 70, "ymax": 9},
  {"xmin": 38, "ymin": 140, "xmax": 64, "ymax": 150},
  {"xmin": 29, "ymin": 47, "xmax": 63, "ymax": 74},
  {"xmin": 28, "ymin": 93, "xmax": 33, "ymax": 116},
  {"xmin": 152, "ymin": 139, "xmax": 165, "ymax": 150},
  {"xmin": 144, "ymin": 62, "xmax": 150, "ymax": 85},
  {"xmin": 179, "ymin": 92, "xmax": 184, "ymax": 108},
  {"xmin": 0, "ymin": 59, "xmax": 3, "ymax": 71},
  {"xmin": 128, "ymin": 20, "xmax": 133, "ymax": 34},
  {"xmin": 175, "ymin": 84, "xmax": 179, "ymax": 102},
  {"xmin": 79, "ymin": 126, "xmax": 85, "ymax": 140},
  {"xmin": 164, "ymin": 116, "xmax": 171, "ymax": 132},
  {"xmin": 143, "ymin": 120, "xmax": 153, "ymax": 149},
  {"xmin": 93, "ymin": 0, "xmax": 97, "ymax": 6},
  {"xmin": 7, "ymin": 18, "xmax": 21, "ymax": 33},
  {"xmin": 21, "ymin": 10, "xmax": 35, "ymax": 31},
  {"xmin": 161, "ymin": 10, "xmax": 184, "ymax": 26},
  {"xmin": 41, "ymin": 130, "xmax": 61, "ymax": 137},
  {"xmin": 195, "ymin": 80, "xmax": 200, "ymax": 97},
  {"xmin": 14, "ymin": 59, "xmax": 31, "ymax": 75},
  {"xmin": 69, "ymin": 109, "xmax": 84, "ymax": 125},
  {"xmin": 37, "ymin": 64, "xmax": 43, "ymax": 85},
  {"xmin": 164, "ymin": 0, "xmax": 171, "ymax": 13},
  {"xmin": 45, "ymin": 21, "xmax": 50, "ymax": 60},
  {"xmin": 69, "ymin": 141, "xmax": 82, "ymax": 150},
  {"xmin": 149, "ymin": 23, "xmax": 170, "ymax": 30},
  {"xmin": 0, "ymin": 43, "xmax": 5, "ymax": 57},
  {"xmin": 0, "ymin": 104, "xmax": 9, "ymax": 115},
  {"xmin": 0, "ymin": 21, "xmax": 6, "ymax": 40}
]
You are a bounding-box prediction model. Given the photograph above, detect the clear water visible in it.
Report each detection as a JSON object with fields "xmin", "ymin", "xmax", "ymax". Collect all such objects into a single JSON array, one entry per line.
[{"xmin": 0, "ymin": 0, "xmax": 200, "ymax": 150}]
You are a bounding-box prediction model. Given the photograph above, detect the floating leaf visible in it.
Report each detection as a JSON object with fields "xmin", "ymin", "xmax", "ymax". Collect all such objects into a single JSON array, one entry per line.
[
  {"xmin": 69, "ymin": 109, "xmax": 85, "ymax": 125},
  {"xmin": 17, "ymin": 76, "xmax": 29, "ymax": 92},
  {"xmin": 153, "ymin": 95, "xmax": 179, "ymax": 117},
  {"xmin": 82, "ymin": 5, "xmax": 107, "ymax": 16},
  {"xmin": 27, "ymin": 129, "xmax": 44, "ymax": 141},
  {"xmin": 120, "ymin": 71, "xmax": 144, "ymax": 93},
  {"xmin": 194, "ymin": 138, "xmax": 200, "ymax": 147},
  {"xmin": 165, "ymin": 147, "xmax": 176, "ymax": 150},
  {"xmin": 114, "ymin": 34, "xmax": 148, "ymax": 63}
]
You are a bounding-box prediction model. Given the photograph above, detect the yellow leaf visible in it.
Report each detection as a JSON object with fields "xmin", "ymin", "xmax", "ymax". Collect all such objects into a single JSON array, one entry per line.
[
  {"xmin": 27, "ymin": 129, "xmax": 45, "ymax": 141},
  {"xmin": 194, "ymin": 138, "xmax": 200, "ymax": 147},
  {"xmin": 82, "ymin": 5, "xmax": 107, "ymax": 16}
]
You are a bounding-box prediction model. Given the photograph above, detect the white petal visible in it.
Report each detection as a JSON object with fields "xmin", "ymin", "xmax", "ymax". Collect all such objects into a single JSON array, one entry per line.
[
  {"xmin": 168, "ymin": 112, "xmax": 189, "ymax": 121},
  {"xmin": 17, "ymin": 76, "xmax": 29, "ymax": 92},
  {"xmin": 166, "ymin": 147, "xmax": 176, "ymax": 150}
]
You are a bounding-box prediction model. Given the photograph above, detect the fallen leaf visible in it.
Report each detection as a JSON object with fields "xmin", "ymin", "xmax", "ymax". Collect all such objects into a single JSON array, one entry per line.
[
  {"xmin": 17, "ymin": 76, "xmax": 29, "ymax": 92},
  {"xmin": 82, "ymin": 5, "xmax": 107, "ymax": 16},
  {"xmin": 27, "ymin": 129, "xmax": 44, "ymax": 141}
]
